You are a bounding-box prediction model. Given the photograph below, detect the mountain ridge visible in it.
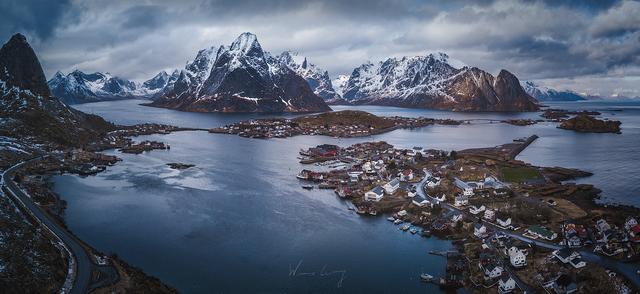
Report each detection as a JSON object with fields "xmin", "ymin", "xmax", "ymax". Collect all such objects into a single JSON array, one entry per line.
[
  {"xmin": 0, "ymin": 34, "xmax": 113, "ymax": 146},
  {"xmin": 149, "ymin": 32, "xmax": 330, "ymax": 113},
  {"xmin": 337, "ymin": 52, "xmax": 538, "ymax": 111}
]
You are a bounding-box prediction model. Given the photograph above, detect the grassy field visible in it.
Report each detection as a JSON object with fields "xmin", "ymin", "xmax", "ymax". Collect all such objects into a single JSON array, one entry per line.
[{"xmin": 501, "ymin": 167, "xmax": 543, "ymax": 183}]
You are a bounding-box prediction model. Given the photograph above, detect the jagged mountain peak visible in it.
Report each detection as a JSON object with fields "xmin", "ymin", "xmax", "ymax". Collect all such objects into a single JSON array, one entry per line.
[
  {"xmin": 229, "ymin": 32, "xmax": 262, "ymax": 56},
  {"xmin": 341, "ymin": 52, "xmax": 537, "ymax": 111},
  {"xmin": 0, "ymin": 33, "xmax": 50, "ymax": 97},
  {"xmin": 0, "ymin": 33, "xmax": 113, "ymax": 146},
  {"xmin": 275, "ymin": 51, "xmax": 339, "ymax": 101},
  {"xmin": 151, "ymin": 33, "xmax": 330, "ymax": 113}
]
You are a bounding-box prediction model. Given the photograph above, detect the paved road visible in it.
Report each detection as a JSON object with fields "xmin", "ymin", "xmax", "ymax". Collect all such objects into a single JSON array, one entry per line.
[
  {"xmin": 2, "ymin": 160, "xmax": 96, "ymax": 294},
  {"xmin": 416, "ymin": 171, "xmax": 640, "ymax": 290}
]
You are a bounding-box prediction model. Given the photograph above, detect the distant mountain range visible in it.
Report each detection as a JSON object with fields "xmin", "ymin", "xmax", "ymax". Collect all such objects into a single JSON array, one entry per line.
[
  {"xmin": 520, "ymin": 81, "xmax": 585, "ymax": 102},
  {"xmin": 51, "ymin": 32, "xmax": 620, "ymax": 112},
  {"xmin": 332, "ymin": 53, "xmax": 538, "ymax": 111},
  {"xmin": 149, "ymin": 33, "xmax": 330, "ymax": 113},
  {"xmin": 48, "ymin": 69, "xmax": 180, "ymax": 104},
  {"xmin": 0, "ymin": 34, "xmax": 112, "ymax": 146}
]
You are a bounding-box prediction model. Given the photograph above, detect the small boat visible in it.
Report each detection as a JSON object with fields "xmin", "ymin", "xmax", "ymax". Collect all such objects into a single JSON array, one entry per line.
[
  {"xmin": 369, "ymin": 210, "xmax": 378, "ymax": 216},
  {"xmin": 422, "ymin": 230, "xmax": 432, "ymax": 238},
  {"xmin": 420, "ymin": 273, "xmax": 433, "ymax": 282},
  {"xmin": 302, "ymin": 185, "xmax": 314, "ymax": 190},
  {"xmin": 400, "ymin": 225, "xmax": 410, "ymax": 231},
  {"xmin": 394, "ymin": 219, "xmax": 403, "ymax": 225},
  {"xmin": 410, "ymin": 228, "xmax": 418, "ymax": 234},
  {"xmin": 387, "ymin": 217, "xmax": 395, "ymax": 222}
]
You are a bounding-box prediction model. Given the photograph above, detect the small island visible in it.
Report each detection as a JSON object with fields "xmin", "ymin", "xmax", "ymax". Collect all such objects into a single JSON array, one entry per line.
[
  {"xmin": 166, "ymin": 163, "xmax": 195, "ymax": 170},
  {"xmin": 559, "ymin": 114, "xmax": 622, "ymax": 134},
  {"xmin": 209, "ymin": 110, "xmax": 461, "ymax": 139},
  {"xmin": 541, "ymin": 109, "xmax": 601, "ymax": 121}
]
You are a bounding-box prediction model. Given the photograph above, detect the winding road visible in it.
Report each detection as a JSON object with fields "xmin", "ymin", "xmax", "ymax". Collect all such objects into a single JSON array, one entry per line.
[{"xmin": 1, "ymin": 159, "xmax": 117, "ymax": 293}]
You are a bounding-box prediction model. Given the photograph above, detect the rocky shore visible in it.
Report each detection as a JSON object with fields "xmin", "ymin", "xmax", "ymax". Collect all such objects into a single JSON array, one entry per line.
[{"xmin": 559, "ymin": 114, "xmax": 622, "ymax": 134}]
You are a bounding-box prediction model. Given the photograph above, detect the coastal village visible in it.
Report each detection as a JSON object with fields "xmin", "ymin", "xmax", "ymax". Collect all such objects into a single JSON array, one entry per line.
[
  {"xmin": 209, "ymin": 110, "xmax": 461, "ymax": 139},
  {"xmin": 295, "ymin": 136, "xmax": 638, "ymax": 293}
]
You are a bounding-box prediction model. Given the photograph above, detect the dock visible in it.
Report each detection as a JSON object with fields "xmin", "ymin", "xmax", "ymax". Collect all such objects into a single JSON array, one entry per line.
[{"xmin": 509, "ymin": 135, "xmax": 539, "ymax": 159}]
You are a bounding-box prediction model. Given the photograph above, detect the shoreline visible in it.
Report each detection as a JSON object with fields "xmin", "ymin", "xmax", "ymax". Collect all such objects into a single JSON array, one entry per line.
[
  {"xmin": 295, "ymin": 137, "xmax": 640, "ymax": 292},
  {"xmin": 4, "ymin": 110, "xmax": 636, "ymax": 293}
]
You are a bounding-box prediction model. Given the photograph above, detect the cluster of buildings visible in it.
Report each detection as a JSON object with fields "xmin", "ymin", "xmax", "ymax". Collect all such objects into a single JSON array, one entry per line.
[
  {"xmin": 295, "ymin": 140, "xmax": 639, "ymax": 293},
  {"xmin": 211, "ymin": 118, "xmax": 299, "ymax": 138}
]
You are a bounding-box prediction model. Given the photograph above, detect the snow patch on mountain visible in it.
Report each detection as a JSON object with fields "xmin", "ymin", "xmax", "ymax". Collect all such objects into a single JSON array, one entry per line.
[
  {"xmin": 521, "ymin": 81, "xmax": 585, "ymax": 101},
  {"xmin": 342, "ymin": 52, "xmax": 460, "ymax": 101},
  {"xmin": 47, "ymin": 69, "xmax": 180, "ymax": 104},
  {"xmin": 152, "ymin": 32, "xmax": 330, "ymax": 113},
  {"xmin": 332, "ymin": 74, "xmax": 349, "ymax": 97},
  {"xmin": 277, "ymin": 51, "xmax": 340, "ymax": 100}
]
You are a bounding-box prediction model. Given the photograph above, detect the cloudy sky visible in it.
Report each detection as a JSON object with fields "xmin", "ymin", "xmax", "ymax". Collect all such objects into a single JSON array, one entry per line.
[{"xmin": 2, "ymin": 0, "xmax": 639, "ymax": 98}]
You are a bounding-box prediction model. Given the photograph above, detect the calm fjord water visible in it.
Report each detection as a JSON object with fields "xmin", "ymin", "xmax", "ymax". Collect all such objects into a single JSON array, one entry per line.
[{"xmin": 55, "ymin": 100, "xmax": 640, "ymax": 293}]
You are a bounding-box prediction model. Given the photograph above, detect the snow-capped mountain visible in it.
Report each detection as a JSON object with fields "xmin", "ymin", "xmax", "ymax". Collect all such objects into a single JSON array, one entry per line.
[
  {"xmin": 151, "ymin": 33, "xmax": 330, "ymax": 113},
  {"xmin": 0, "ymin": 34, "xmax": 113, "ymax": 146},
  {"xmin": 332, "ymin": 74, "xmax": 349, "ymax": 97},
  {"xmin": 277, "ymin": 52, "xmax": 339, "ymax": 100},
  {"xmin": 340, "ymin": 52, "xmax": 538, "ymax": 111},
  {"xmin": 48, "ymin": 69, "xmax": 178, "ymax": 105},
  {"xmin": 521, "ymin": 81, "xmax": 585, "ymax": 101},
  {"xmin": 141, "ymin": 70, "xmax": 180, "ymax": 95}
]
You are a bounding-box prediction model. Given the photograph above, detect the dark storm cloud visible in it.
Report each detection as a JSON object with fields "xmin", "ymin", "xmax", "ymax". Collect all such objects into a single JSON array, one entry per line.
[
  {"xmin": 0, "ymin": 0, "xmax": 71, "ymax": 41},
  {"xmin": 2, "ymin": 0, "xmax": 639, "ymax": 97},
  {"xmin": 120, "ymin": 5, "xmax": 170, "ymax": 30}
]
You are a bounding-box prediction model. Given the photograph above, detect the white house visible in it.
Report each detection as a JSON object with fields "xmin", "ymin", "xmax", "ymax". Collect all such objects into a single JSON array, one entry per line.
[
  {"xmin": 426, "ymin": 176, "xmax": 441, "ymax": 188},
  {"xmin": 625, "ymin": 217, "xmax": 638, "ymax": 231},
  {"xmin": 383, "ymin": 178, "xmax": 400, "ymax": 194},
  {"xmin": 399, "ymin": 169, "xmax": 414, "ymax": 181},
  {"xmin": 364, "ymin": 186, "xmax": 385, "ymax": 202},
  {"xmin": 483, "ymin": 209, "xmax": 495, "ymax": 221},
  {"xmin": 570, "ymin": 257, "xmax": 586, "ymax": 269},
  {"xmin": 508, "ymin": 247, "xmax": 527, "ymax": 268},
  {"xmin": 497, "ymin": 217, "xmax": 512, "ymax": 228},
  {"xmin": 454, "ymin": 195, "xmax": 469, "ymax": 207},
  {"xmin": 498, "ymin": 275, "xmax": 517, "ymax": 294},
  {"xmin": 397, "ymin": 210, "xmax": 408, "ymax": 217},
  {"xmin": 566, "ymin": 233, "xmax": 582, "ymax": 248},
  {"xmin": 434, "ymin": 194, "xmax": 446, "ymax": 203},
  {"xmin": 469, "ymin": 205, "xmax": 486, "ymax": 215},
  {"xmin": 451, "ymin": 213, "xmax": 463, "ymax": 223},
  {"xmin": 412, "ymin": 199, "xmax": 430, "ymax": 207},
  {"xmin": 553, "ymin": 248, "xmax": 580, "ymax": 264},
  {"xmin": 474, "ymin": 223, "xmax": 488, "ymax": 238},
  {"xmin": 407, "ymin": 190, "xmax": 417, "ymax": 198},
  {"xmin": 455, "ymin": 178, "xmax": 475, "ymax": 196},
  {"xmin": 596, "ymin": 219, "xmax": 611, "ymax": 233},
  {"xmin": 483, "ymin": 263, "xmax": 503, "ymax": 280},
  {"xmin": 362, "ymin": 161, "xmax": 374, "ymax": 174}
]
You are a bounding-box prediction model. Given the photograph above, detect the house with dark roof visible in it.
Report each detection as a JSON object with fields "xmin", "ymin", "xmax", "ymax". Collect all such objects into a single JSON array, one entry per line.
[{"xmin": 364, "ymin": 186, "xmax": 384, "ymax": 202}]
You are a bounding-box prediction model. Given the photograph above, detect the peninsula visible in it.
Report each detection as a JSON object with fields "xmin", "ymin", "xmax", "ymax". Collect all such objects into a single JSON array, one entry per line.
[{"xmin": 295, "ymin": 136, "xmax": 638, "ymax": 292}]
